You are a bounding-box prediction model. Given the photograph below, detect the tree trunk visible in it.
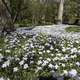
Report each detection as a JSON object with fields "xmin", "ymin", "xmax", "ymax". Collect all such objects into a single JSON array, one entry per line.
[
  {"xmin": 0, "ymin": 0, "xmax": 15, "ymax": 35},
  {"xmin": 57, "ymin": 0, "xmax": 64, "ymax": 24}
]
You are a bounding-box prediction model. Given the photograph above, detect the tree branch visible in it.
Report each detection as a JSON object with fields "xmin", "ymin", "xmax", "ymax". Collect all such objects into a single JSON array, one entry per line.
[
  {"xmin": 2, "ymin": 0, "xmax": 12, "ymax": 17},
  {"xmin": 20, "ymin": 6, "xmax": 28, "ymax": 12},
  {"xmin": 12, "ymin": 6, "xmax": 28, "ymax": 23}
]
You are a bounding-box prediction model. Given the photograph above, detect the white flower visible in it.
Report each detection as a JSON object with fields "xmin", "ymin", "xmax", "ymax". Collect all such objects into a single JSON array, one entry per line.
[
  {"xmin": 47, "ymin": 58, "xmax": 51, "ymax": 62},
  {"xmin": 0, "ymin": 49, "xmax": 2, "ymax": 51},
  {"xmin": 54, "ymin": 41, "xmax": 56, "ymax": 44},
  {"xmin": 78, "ymin": 77, "xmax": 80, "ymax": 80},
  {"xmin": 45, "ymin": 43, "xmax": 50, "ymax": 46},
  {"xmin": 36, "ymin": 67, "xmax": 42, "ymax": 72},
  {"xmin": 7, "ymin": 56, "xmax": 14, "ymax": 60},
  {"xmin": 25, "ymin": 43, "xmax": 29, "ymax": 46},
  {"xmin": 17, "ymin": 40, "xmax": 20, "ymax": 42},
  {"xmin": 73, "ymin": 54, "xmax": 77, "ymax": 58},
  {"xmin": 30, "ymin": 43, "xmax": 34, "ymax": 48},
  {"xmin": 53, "ymin": 57, "xmax": 59, "ymax": 61},
  {"xmin": 23, "ymin": 47, "xmax": 27, "ymax": 50},
  {"xmin": 2, "ymin": 60, "xmax": 10, "ymax": 68},
  {"xmin": 50, "ymin": 46, "xmax": 54, "ymax": 50},
  {"xmin": 39, "ymin": 52, "xmax": 42, "ymax": 55},
  {"xmin": 56, "ymin": 49, "xmax": 58, "ymax": 51},
  {"xmin": 5, "ymin": 50, "xmax": 11, "ymax": 53},
  {"xmin": 71, "ymin": 48, "xmax": 77, "ymax": 54},
  {"xmin": 23, "ymin": 57, "xmax": 27, "ymax": 60},
  {"xmin": 13, "ymin": 67, "xmax": 18, "ymax": 72},
  {"xmin": 69, "ymin": 63, "xmax": 73, "ymax": 67},
  {"xmin": 22, "ymin": 45, "xmax": 25, "ymax": 48},
  {"xmin": 14, "ymin": 55, "xmax": 18, "ymax": 57},
  {"xmin": 39, "ymin": 57, "xmax": 43, "ymax": 60},
  {"xmin": 39, "ymin": 46, "xmax": 44, "ymax": 50},
  {"xmin": 7, "ymin": 78, "xmax": 10, "ymax": 80},
  {"xmin": 15, "ymin": 57, "xmax": 20, "ymax": 61},
  {"xmin": 0, "ymin": 54, "xmax": 3, "ymax": 62},
  {"xmin": 44, "ymin": 60, "xmax": 48, "ymax": 64},
  {"xmin": 70, "ymin": 42, "xmax": 73, "ymax": 45},
  {"xmin": 61, "ymin": 44, "xmax": 63, "ymax": 47},
  {"xmin": 68, "ymin": 69, "xmax": 77, "ymax": 77},
  {"xmin": 46, "ymin": 50, "xmax": 50, "ymax": 53},
  {"xmin": 76, "ymin": 40, "xmax": 79, "ymax": 43},
  {"xmin": 70, "ymin": 54, "xmax": 77, "ymax": 59},
  {"xmin": 56, "ymin": 53, "xmax": 61, "ymax": 57},
  {"xmin": 43, "ymin": 50, "xmax": 45, "ymax": 53},
  {"xmin": 61, "ymin": 63, "xmax": 65, "ymax": 67},
  {"xmin": 32, "ymin": 50, "xmax": 36, "ymax": 53},
  {"xmin": 19, "ymin": 60, "xmax": 24, "ymax": 66},
  {"xmin": 76, "ymin": 62, "xmax": 80, "ymax": 66},
  {"xmin": 4, "ymin": 38, "xmax": 8, "ymax": 42},
  {"xmin": 78, "ymin": 50, "xmax": 80, "ymax": 54},
  {"xmin": 51, "ymin": 54, "xmax": 54, "ymax": 56},
  {"xmin": 63, "ymin": 70, "xmax": 68, "ymax": 75},
  {"xmin": 37, "ymin": 60, "xmax": 42, "ymax": 65},
  {"xmin": 54, "ymin": 64, "xmax": 59, "ymax": 69},
  {"xmin": 23, "ymin": 64, "xmax": 28, "ymax": 69},
  {"xmin": 70, "ymin": 45, "xmax": 73, "ymax": 48},
  {"xmin": 0, "ymin": 53, "xmax": 3, "ymax": 59},
  {"xmin": 48, "ymin": 64, "xmax": 54, "ymax": 68},
  {"xmin": 66, "ymin": 47, "xmax": 71, "ymax": 50},
  {"xmin": 29, "ymin": 61, "xmax": 33, "ymax": 64},
  {"xmin": 64, "ymin": 55, "xmax": 69, "ymax": 61},
  {"xmin": 49, "ymin": 70, "xmax": 55, "ymax": 76},
  {"xmin": 62, "ymin": 47, "xmax": 66, "ymax": 52},
  {"xmin": 42, "ymin": 60, "xmax": 48, "ymax": 66},
  {"xmin": 60, "ymin": 57, "xmax": 64, "ymax": 60}
]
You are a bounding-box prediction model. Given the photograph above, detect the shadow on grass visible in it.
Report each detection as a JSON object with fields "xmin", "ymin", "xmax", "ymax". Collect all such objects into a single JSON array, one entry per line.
[{"xmin": 65, "ymin": 25, "xmax": 80, "ymax": 32}]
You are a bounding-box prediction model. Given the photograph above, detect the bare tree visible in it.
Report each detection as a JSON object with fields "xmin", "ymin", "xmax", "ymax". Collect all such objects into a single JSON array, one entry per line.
[{"xmin": 0, "ymin": 0, "xmax": 28, "ymax": 35}]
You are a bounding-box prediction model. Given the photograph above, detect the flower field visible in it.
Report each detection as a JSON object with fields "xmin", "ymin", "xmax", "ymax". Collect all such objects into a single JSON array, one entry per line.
[{"xmin": 0, "ymin": 33, "xmax": 80, "ymax": 80}]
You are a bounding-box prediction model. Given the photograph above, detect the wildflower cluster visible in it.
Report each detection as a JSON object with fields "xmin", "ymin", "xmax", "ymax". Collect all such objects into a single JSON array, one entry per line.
[{"xmin": 0, "ymin": 33, "xmax": 80, "ymax": 80}]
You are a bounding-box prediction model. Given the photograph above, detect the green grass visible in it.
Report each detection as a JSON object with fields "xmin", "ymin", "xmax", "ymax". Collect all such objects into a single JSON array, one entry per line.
[{"xmin": 65, "ymin": 25, "xmax": 80, "ymax": 32}]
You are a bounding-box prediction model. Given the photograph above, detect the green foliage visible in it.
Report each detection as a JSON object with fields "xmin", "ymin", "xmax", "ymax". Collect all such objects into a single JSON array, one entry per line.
[
  {"xmin": 63, "ymin": 0, "xmax": 80, "ymax": 24},
  {"xmin": 0, "ymin": 0, "xmax": 80, "ymax": 27},
  {"xmin": 2, "ymin": 0, "xmax": 80, "ymax": 27},
  {"xmin": 16, "ymin": 0, "xmax": 80, "ymax": 25},
  {"xmin": 9, "ymin": 0, "xmax": 23, "ymax": 19}
]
